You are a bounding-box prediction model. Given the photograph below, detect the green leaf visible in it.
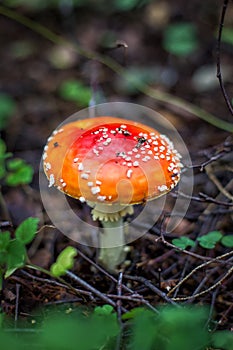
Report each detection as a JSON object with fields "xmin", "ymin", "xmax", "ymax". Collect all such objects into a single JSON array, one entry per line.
[
  {"xmin": 94, "ymin": 305, "xmax": 114, "ymax": 316},
  {"xmin": 7, "ymin": 158, "xmax": 24, "ymax": 171},
  {"xmin": 0, "ymin": 231, "xmax": 11, "ymax": 252},
  {"xmin": 51, "ymin": 246, "xmax": 77, "ymax": 277},
  {"xmin": 172, "ymin": 236, "xmax": 195, "ymax": 249},
  {"xmin": 6, "ymin": 159, "xmax": 34, "ymax": 186},
  {"xmin": 5, "ymin": 239, "xmax": 26, "ymax": 278},
  {"xmin": 163, "ymin": 22, "xmax": 199, "ymax": 57},
  {"xmin": 59, "ymin": 79, "xmax": 91, "ymax": 107},
  {"xmin": 130, "ymin": 309, "xmax": 157, "ymax": 350},
  {"xmin": 122, "ymin": 307, "xmax": 145, "ymax": 320},
  {"xmin": 56, "ymin": 246, "xmax": 77, "ymax": 269},
  {"xmin": 221, "ymin": 235, "xmax": 233, "ymax": 248},
  {"xmin": 212, "ymin": 331, "xmax": 233, "ymax": 350},
  {"xmin": 158, "ymin": 306, "xmax": 209, "ymax": 350},
  {"xmin": 0, "ymin": 93, "xmax": 16, "ymax": 130},
  {"xmin": 197, "ymin": 231, "xmax": 223, "ymax": 249},
  {"xmin": 50, "ymin": 262, "xmax": 64, "ymax": 277},
  {"xmin": 15, "ymin": 217, "xmax": 39, "ymax": 244}
]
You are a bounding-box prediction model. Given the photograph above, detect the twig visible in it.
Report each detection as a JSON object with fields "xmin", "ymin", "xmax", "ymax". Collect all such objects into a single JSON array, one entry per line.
[
  {"xmin": 172, "ymin": 265, "xmax": 233, "ymax": 301},
  {"xmin": 159, "ymin": 217, "xmax": 233, "ymax": 264},
  {"xmin": 201, "ymin": 179, "xmax": 233, "ymax": 218},
  {"xmin": 157, "ymin": 230, "xmax": 214, "ymax": 262},
  {"xmin": 124, "ymin": 275, "xmax": 179, "ymax": 307},
  {"xmin": 171, "ymin": 191, "xmax": 233, "ymax": 207},
  {"xmin": 167, "ymin": 252, "xmax": 233, "ymax": 297},
  {"xmin": 66, "ymin": 270, "xmax": 117, "ymax": 308},
  {"xmin": 218, "ymin": 303, "xmax": 233, "ymax": 326},
  {"xmin": 115, "ymin": 272, "xmax": 124, "ymax": 350},
  {"xmin": 107, "ymin": 294, "xmax": 146, "ymax": 302},
  {"xmin": 216, "ymin": 0, "xmax": 233, "ymax": 116},
  {"xmin": 36, "ymin": 224, "xmax": 56, "ymax": 234},
  {"xmin": 76, "ymin": 253, "xmax": 160, "ymax": 313},
  {"xmin": 14, "ymin": 284, "xmax": 20, "ymax": 323},
  {"xmin": 205, "ymin": 164, "xmax": 233, "ymax": 201},
  {"xmin": 44, "ymin": 298, "xmax": 83, "ymax": 305},
  {"xmin": 117, "ymin": 272, "xmax": 123, "ymax": 322},
  {"xmin": 76, "ymin": 248, "xmax": 141, "ymax": 296},
  {"xmin": 205, "ymin": 288, "xmax": 219, "ymax": 329},
  {"xmin": 186, "ymin": 136, "xmax": 233, "ymax": 170},
  {"xmin": 20, "ymin": 270, "xmax": 94, "ymax": 298},
  {"xmin": 186, "ymin": 275, "xmax": 210, "ymax": 303}
]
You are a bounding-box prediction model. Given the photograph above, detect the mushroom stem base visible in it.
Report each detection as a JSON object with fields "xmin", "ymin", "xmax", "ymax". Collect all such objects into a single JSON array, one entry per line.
[{"xmin": 98, "ymin": 218, "xmax": 126, "ymax": 272}]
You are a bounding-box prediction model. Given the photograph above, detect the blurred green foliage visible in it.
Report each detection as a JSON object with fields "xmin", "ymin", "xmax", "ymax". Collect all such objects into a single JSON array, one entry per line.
[
  {"xmin": 0, "ymin": 93, "xmax": 16, "ymax": 131},
  {"xmin": 2, "ymin": 0, "xmax": 151, "ymax": 12},
  {"xmin": 59, "ymin": 79, "xmax": 92, "ymax": 107},
  {"xmin": 0, "ymin": 304, "xmax": 233, "ymax": 349},
  {"xmin": 163, "ymin": 22, "xmax": 199, "ymax": 57},
  {"xmin": 0, "ymin": 139, "xmax": 34, "ymax": 186}
]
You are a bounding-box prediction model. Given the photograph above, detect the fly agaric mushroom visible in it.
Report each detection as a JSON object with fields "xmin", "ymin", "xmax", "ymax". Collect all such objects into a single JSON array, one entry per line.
[{"xmin": 43, "ymin": 117, "xmax": 182, "ymax": 271}]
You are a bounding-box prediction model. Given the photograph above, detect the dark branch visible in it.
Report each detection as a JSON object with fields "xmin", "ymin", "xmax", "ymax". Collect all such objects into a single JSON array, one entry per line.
[{"xmin": 216, "ymin": 0, "xmax": 233, "ymax": 116}]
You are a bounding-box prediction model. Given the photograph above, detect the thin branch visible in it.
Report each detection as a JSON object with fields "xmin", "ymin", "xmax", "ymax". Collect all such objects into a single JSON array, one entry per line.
[
  {"xmin": 117, "ymin": 272, "xmax": 123, "ymax": 322},
  {"xmin": 66, "ymin": 270, "xmax": 117, "ymax": 308},
  {"xmin": 171, "ymin": 191, "xmax": 233, "ymax": 207},
  {"xmin": 172, "ymin": 265, "xmax": 233, "ymax": 301},
  {"xmin": 186, "ymin": 136, "xmax": 233, "ymax": 170},
  {"xmin": 167, "ymin": 252, "xmax": 233, "ymax": 297},
  {"xmin": 205, "ymin": 164, "xmax": 233, "ymax": 201},
  {"xmin": 124, "ymin": 274, "xmax": 179, "ymax": 307},
  {"xmin": 216, "ymin": 0, "xmax": 233, "ymax": 116},
  {"xmin": 115, "ymin": 272, "xmax": 124, "ymax": 350},
  {"xmin": 75, "ymin": 248, "xmax": 141, "ymax": 296},
  {"xmin": 14, "ymin": 284, "xmax": 20, "ymax": 323},
  {"xmin": 20, "ymin": 270, "xmax": 94, "ymax": 298}
]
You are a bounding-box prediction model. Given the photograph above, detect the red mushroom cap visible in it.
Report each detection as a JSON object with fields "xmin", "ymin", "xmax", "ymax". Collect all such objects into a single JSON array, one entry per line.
[{"xmin": 43, "ymin": 117, "xmax": 182, "ymax": 205}]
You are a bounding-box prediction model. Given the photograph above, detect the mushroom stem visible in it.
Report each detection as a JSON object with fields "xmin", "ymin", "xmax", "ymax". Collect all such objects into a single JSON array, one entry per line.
[{"xmin": 98, "ymin": 218, "xmax": 126, "ymax": 272}]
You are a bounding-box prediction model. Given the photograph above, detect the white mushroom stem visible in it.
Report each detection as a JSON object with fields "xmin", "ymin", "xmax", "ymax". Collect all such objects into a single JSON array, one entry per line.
[
  {"xmin": 89, "ymin": 202, "xmax": 134, "ymax": 272},
  {"xmin": 99, "ymin": 217, "xmax": 126, "ymax": 272}
]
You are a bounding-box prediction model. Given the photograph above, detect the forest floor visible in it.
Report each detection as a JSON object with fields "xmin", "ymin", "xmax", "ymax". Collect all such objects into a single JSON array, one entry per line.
[{"xmin": 0, "ymin": 0, "xmax": 232, "ymax": 332}]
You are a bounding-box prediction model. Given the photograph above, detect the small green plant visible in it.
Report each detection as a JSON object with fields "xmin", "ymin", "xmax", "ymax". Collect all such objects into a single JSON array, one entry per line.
[
  {"xmin": 172, "ymin": 236, "xmax": 195, "ymax": 249},
  {"xmin": 197, "ymin": 231, "xmax": 223, "ymax": 249},
  {"xmin": 0, "ymin": 139, "xmax": 33, "ymax": 186},
  {"xmin": 0, "ymin": 93, "xmax": 16, "ymax": 130},
  {"xmin": 163, "ymin": 22, "xmax": 199, "ymax": 57},
  {"xmin": 172, "ymin": 231, "xmax": 233, "ymax": 250},
  {"xmin": 0, "ymin": 217, "xmax": 39, "ymax": 289},
  {"xmin": 59, "ymin": 79, "xmax": 92, "ymax": 107}
]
